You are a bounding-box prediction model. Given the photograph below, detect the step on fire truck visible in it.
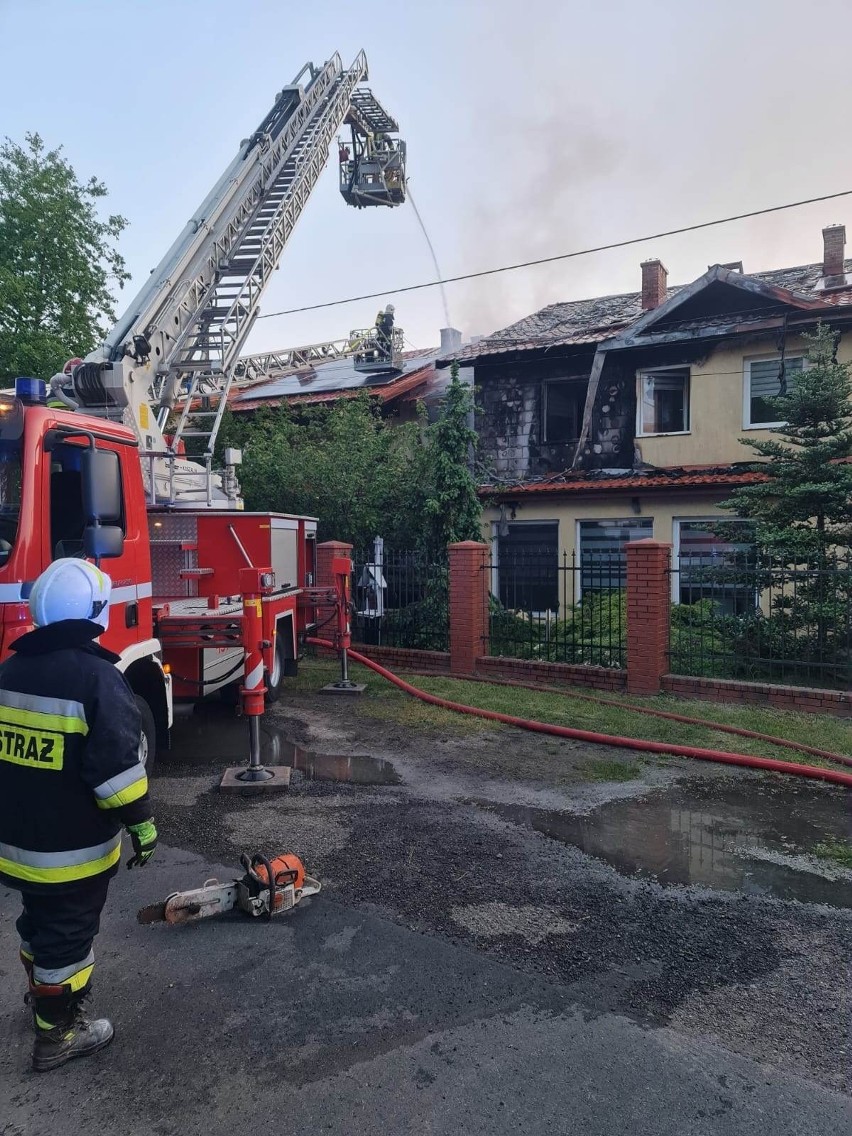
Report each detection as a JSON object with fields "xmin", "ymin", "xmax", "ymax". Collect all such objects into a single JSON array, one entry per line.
[{"xmin": 0, "ymin": 53, "xmax": 406, "ymax": 770}]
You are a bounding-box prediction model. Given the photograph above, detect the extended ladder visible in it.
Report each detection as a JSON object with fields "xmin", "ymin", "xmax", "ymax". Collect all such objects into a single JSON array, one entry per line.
[
  {"xmin": 70, "ymin": 52, "xmax": 406, "ymax": 507},
  {"xmin": 162, "ymin": 54, "xmax": 372, "ymax": 464}
]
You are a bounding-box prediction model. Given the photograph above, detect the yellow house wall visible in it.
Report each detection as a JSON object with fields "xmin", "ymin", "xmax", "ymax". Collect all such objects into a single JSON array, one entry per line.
[
  {"xmin": 482, "ymin": 492, "xmax": 734, "ymax": 560},
  {"xmin": 634, "ymin": 331, "xmax": 852, "ymax": 468}
]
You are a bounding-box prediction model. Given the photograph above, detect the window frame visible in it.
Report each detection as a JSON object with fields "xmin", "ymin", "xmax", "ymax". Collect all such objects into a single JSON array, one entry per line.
[
  {"xmin": 542, "ymin": 378, "xmax": 587, "ymax": 444},
  {"xmin": 742, "ymin": 352, "xmax": 805, "ymax": 430},
  {"xmin": 635, "ymin": 364, "xmax": 691, "ymax": 437}
]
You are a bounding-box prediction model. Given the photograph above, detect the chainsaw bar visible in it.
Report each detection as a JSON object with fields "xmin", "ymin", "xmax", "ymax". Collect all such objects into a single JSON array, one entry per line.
[
  {"xmin": 137, "ymin": 866, "xmax": 322, "ymax": 926},
  {"xmin": 137, "ymin": 879, "xmax": 238, "ymax": 925}
]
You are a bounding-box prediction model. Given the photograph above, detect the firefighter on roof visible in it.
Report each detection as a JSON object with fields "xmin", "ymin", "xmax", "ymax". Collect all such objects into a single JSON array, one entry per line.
[{"xmin": 0, "ymin": 559, "xmax": 158, "ymax": 1072}]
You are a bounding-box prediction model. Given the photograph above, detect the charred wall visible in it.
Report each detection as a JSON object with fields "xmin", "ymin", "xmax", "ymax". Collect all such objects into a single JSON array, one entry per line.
[
  {"xmin": 575, "ymin": 354, "xmax": 636, "ymax": 470},
  {"xmin": 474, "ymin": 353, "xmax": 594, "ymax": 481},
  {"xmin": 475, "ymin": 341, "xmax": 729, "ymax": 480}
]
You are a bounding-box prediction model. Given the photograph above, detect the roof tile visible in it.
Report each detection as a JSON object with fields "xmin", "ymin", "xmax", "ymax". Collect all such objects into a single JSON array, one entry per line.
[
  {"xmin": 458, "ymin": 258, "xmax": 852, "ymax": 364},
  {"xmin": 481, "ymin": 466, "xmax": 767, "ymax": 498}
]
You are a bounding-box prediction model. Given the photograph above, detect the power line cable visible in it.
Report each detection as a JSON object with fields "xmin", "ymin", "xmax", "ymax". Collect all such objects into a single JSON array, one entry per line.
[{"xmin": 257, "ymin": 189, "xmax": 852, "ymax": 320}]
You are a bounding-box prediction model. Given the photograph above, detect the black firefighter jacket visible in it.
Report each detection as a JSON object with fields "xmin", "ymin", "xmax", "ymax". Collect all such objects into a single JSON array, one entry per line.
[{"xmin": 0, "ymin": 619, "xmax": 151, "ymax": 891}]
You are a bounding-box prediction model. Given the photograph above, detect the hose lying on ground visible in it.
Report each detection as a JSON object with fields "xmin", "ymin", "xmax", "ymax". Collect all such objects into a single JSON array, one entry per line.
[
  {"xmin": 306, "ymin": 639, "xmax": 852, "ymax": 790},
  {"xmin": 391, "ymin": 670, "xmax": 852, "ymax": 770}
]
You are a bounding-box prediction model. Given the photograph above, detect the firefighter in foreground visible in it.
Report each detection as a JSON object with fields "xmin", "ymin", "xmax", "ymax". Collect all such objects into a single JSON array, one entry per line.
[{"xmin": 0, "ymin": 559, "xmax": 158, "ymax": 1072}]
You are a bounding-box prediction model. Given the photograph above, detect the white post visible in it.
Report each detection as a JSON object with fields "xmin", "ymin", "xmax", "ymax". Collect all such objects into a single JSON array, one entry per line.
[{"xmin": 374, "ymin": 535, "xmax": 385, "ymax": 618}]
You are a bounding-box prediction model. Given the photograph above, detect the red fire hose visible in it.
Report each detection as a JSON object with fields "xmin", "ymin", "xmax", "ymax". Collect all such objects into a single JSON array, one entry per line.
[
  {"xmin": 398, "ymin": 672, "xmax": 852, "ymax": 769},
  {"xmin": 307, "ymin": 638, "xmax": 852, "ymax": 789}
]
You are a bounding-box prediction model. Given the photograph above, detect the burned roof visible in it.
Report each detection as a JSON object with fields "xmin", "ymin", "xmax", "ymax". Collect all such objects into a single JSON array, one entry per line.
[
  {"xmin": 231, "ymin": 348, "xmax": 437, "ymax": 410},
  {"xmin": 455, "ymin": 257, "xmax": 852, "ymax": 365}
]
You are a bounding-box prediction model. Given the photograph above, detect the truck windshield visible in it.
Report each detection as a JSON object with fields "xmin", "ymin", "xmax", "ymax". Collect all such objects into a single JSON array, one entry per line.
[{"xmin": 0, "ymin": 440, "xmax": 22, "ymax": 566}]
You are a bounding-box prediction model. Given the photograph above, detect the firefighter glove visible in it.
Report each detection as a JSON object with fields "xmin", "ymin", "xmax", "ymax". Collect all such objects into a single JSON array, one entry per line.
[{"xmin": 126, "ymin": 819, "xmax": 158, "ymax": 868}]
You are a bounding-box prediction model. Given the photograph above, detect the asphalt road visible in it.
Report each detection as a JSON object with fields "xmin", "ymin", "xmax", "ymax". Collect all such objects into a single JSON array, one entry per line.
[
  {"xmin": 1, "ymin": 843, "xmax": 850, "ymax": 1136},
  {"xmin": 1, "ymin": 687, "xmax": 851, "ymax": 1135}
]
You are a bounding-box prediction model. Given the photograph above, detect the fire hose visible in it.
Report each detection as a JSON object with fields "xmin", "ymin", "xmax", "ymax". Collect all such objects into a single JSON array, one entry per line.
[
  {"xmin": 390, "ymin": 672, "xmax": 852, "ymax": 769},
  {"xmin": 306, "ymin": 638, "xmax": 852, "ymax": 789}
]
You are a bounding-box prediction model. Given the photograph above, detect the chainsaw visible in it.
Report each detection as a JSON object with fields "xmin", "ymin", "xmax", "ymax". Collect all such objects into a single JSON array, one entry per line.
[{"xmin": 137, "ymin": 852, "xmax": 321, "ymax": 926}]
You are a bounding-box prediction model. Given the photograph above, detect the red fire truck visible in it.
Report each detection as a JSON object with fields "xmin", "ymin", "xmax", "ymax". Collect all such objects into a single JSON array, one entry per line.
[{"xmin": 1, "ymin": 53, "xmax": 406, "ymax": 769}]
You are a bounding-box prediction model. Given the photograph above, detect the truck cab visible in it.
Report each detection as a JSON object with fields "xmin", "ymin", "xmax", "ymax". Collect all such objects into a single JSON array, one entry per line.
[{"xmin": 0, "ymin": 381, "xmax": 171, "ymax": 764}]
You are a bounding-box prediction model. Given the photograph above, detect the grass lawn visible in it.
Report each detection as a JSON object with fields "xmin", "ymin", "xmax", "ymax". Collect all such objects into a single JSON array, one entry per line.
[
  {"xmin": 292, "ymin": 658, "xmax": 851, "ymax": 765},
  {"xmin": 813, "ymin": 839, "xmax": 852, "ymax": 868}
]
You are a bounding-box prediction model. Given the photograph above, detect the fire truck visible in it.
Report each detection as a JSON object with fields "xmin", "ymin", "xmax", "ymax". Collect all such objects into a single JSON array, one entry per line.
[{"xmin": 0, "ymin": 53, "xmax": 406, "ymax": 770}]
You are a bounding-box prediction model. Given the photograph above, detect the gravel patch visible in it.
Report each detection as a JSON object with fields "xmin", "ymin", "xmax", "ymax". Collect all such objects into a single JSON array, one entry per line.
[{"xmin": 451, "ymin": 901, "xmax": 578, "ymax": 943}]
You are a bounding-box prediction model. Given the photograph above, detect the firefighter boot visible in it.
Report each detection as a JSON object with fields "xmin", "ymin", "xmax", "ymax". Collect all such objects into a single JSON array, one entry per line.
[{"xmin": 31, "ymin": 990, "xmax": 114, "ymax": 1073}]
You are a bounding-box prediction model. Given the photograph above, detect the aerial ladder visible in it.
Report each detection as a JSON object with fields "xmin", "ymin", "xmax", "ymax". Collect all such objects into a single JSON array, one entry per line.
[
  {"xmin": 54, "ymin": 53, "xmax": 406, "ymax": 509},
  {"xmin": 231, "ymin": 324, "xmax": 405, "ymax": 389}
]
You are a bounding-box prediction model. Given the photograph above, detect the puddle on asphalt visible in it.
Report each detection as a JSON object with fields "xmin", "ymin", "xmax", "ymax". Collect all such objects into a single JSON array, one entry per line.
[
  {"xmin": 169, "ymin": 703, "xmax": 400, "ymax": 785},
  {"xmin": 475, "ymin": 780, "xmax": 852, "ymax": 907}
]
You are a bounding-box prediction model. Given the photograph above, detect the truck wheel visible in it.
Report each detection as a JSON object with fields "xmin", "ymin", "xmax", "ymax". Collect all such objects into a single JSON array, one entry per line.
[
  {"xmin": 136, "ymin": 695, "xmax": 157, "ymax": 774},
  {"xmin": 264, "ymin": 634, "xmax": 286, "ymax": 705}
]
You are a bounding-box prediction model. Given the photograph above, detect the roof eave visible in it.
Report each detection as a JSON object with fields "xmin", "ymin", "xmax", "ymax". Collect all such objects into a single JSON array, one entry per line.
[{"xmin": 479, "ymin": 468, "xmax": 766, "ymax": 499}]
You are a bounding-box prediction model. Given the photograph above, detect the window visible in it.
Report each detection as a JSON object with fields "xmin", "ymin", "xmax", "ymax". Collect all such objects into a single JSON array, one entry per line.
[
  {"xmin": 578, "ymin": 519, "xmax": 652, "ymax": 594},
  {"xmin": 674, "ymin": 520, "xmax": 756, "ymax": 615},
  {"xmin": 544, "ymin": 381, "xmax": 586, "ymax": 442},
  {"xmin": 0, "ymin": 440, "xmax": 22, "ymax": 566},
  {"xmin": 744, "ymin": 355, "xmax": 804, "ymax": 428},
  {"xmin": 637, "ymin": 368, "xmax": 690, "ymax": 435},
  {"xmin": 496, "ymin": 522, "xmax": 558, "ymax": 612},
  {"xmin": 50, "ymin": 444, "xmax": 124, "ymax": 560},
  {"xmin": 0, "ymin": 399, "xmax": 25, "ymax": 567}
]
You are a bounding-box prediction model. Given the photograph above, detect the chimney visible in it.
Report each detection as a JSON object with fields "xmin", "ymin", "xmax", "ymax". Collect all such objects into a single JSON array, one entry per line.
[
  {"xmin": 822, "ymin": 224, "xmax": 846, "ymax": 280},
  {"xmin": 440, "ymin": 327, "xmax": 462, "ymax": 357},
  {"xmin": 641, "ymin": 259, "xmax": 668, "ymax": 310}
]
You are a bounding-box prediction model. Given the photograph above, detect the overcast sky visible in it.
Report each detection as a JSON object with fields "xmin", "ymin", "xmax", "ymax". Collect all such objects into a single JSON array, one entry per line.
[{"xmin": 3, "ymin": 0, "xmax": 852, "ymax": 355}]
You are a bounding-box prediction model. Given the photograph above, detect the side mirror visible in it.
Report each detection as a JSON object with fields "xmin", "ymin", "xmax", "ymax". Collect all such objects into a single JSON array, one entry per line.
[
  {"xmin": 83, "ymin": 524, "xmax": 124, "ymax": 560},
  {"xmin": 81, "ymin": 449, "xmax": 121, "ymax": 524}
]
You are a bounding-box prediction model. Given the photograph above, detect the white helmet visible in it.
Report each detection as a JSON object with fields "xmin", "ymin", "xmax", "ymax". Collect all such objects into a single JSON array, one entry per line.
[{"xmin": 29, "ymin": 559, "xmax": 112, "ymax": 630}]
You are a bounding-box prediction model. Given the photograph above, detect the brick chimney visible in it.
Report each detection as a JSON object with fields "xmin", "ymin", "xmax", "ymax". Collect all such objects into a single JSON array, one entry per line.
[
  {"xmin": 822, "ymin": 224, "xmax": 846, "ymax": 279},
  {"xmin": 641, "ymin": 259, "xmax": 668, "ymax": 310}
]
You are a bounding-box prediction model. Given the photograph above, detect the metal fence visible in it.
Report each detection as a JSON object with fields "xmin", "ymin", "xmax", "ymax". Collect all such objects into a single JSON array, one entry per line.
[
  {"xmin": 351, "ymin": 546, "xmax": 449, "ymax": 652},
  {"xmin": 486, "ymin": 549, "xmax": 627, "ymax": 668},
  {"xmin": 669, "ymin": 550, "xmax": 852, "ymax": 690},
  {"xmin": 348, "ymin": 542, "xmax": 852, "ymax": 692}
]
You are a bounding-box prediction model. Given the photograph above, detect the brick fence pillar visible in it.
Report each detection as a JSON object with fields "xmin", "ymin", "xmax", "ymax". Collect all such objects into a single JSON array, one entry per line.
[
  {"xmin": 316, "ymin": 540, "xmax": 353, "ymax": 591},
  {"xmin": 448, "ymin": 541, "xmax": 490, "ymax": 676},
  {"xmin": 625, "ymin": 539, "xmax": 671, "ymax": 695}
]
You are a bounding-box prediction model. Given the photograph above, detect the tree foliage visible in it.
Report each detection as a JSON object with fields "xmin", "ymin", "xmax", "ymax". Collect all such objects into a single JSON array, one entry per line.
[
  {"xmin": 419, "ymin": 362, "xmax": 483, "ymax": 551},
  {"xmin": 218, "ymin": 366, "xmax": 484, "ymax": 552},
  {"xmin": 0, "ymin": 132, "xmax": 128, "ymax": 382},
  {"xmin": 715, "ymin": 322, "xmax": 852, "ymax": 678},
  {"xmin": 719, "ymin": 322, "xmax": 852, "ymax": 556},
  {"xmin": 219, "ymin": 394, "xmax": 422, "ymax": 548}
]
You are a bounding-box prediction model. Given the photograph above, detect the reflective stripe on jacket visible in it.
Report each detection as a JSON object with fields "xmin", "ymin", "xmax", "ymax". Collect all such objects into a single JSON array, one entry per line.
[
  {"xmin": 0, "ymin": 619, "xmax": 151, "ymax": 891},
  {"xmin": 0, "ymin": 834, "xmax": 122, "ymax": 885}
]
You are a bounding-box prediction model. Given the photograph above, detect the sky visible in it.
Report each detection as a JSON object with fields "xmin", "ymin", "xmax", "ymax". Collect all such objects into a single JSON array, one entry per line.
[{"xmin": 3, "ymin": 0, "xmax": 852, "ymax": 356}]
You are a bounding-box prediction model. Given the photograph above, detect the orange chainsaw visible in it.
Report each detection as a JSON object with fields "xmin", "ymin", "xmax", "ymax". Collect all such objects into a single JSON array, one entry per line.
[{"xmin": 137, "ymin": 852, "xmax": 321, "ymax": 925}]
